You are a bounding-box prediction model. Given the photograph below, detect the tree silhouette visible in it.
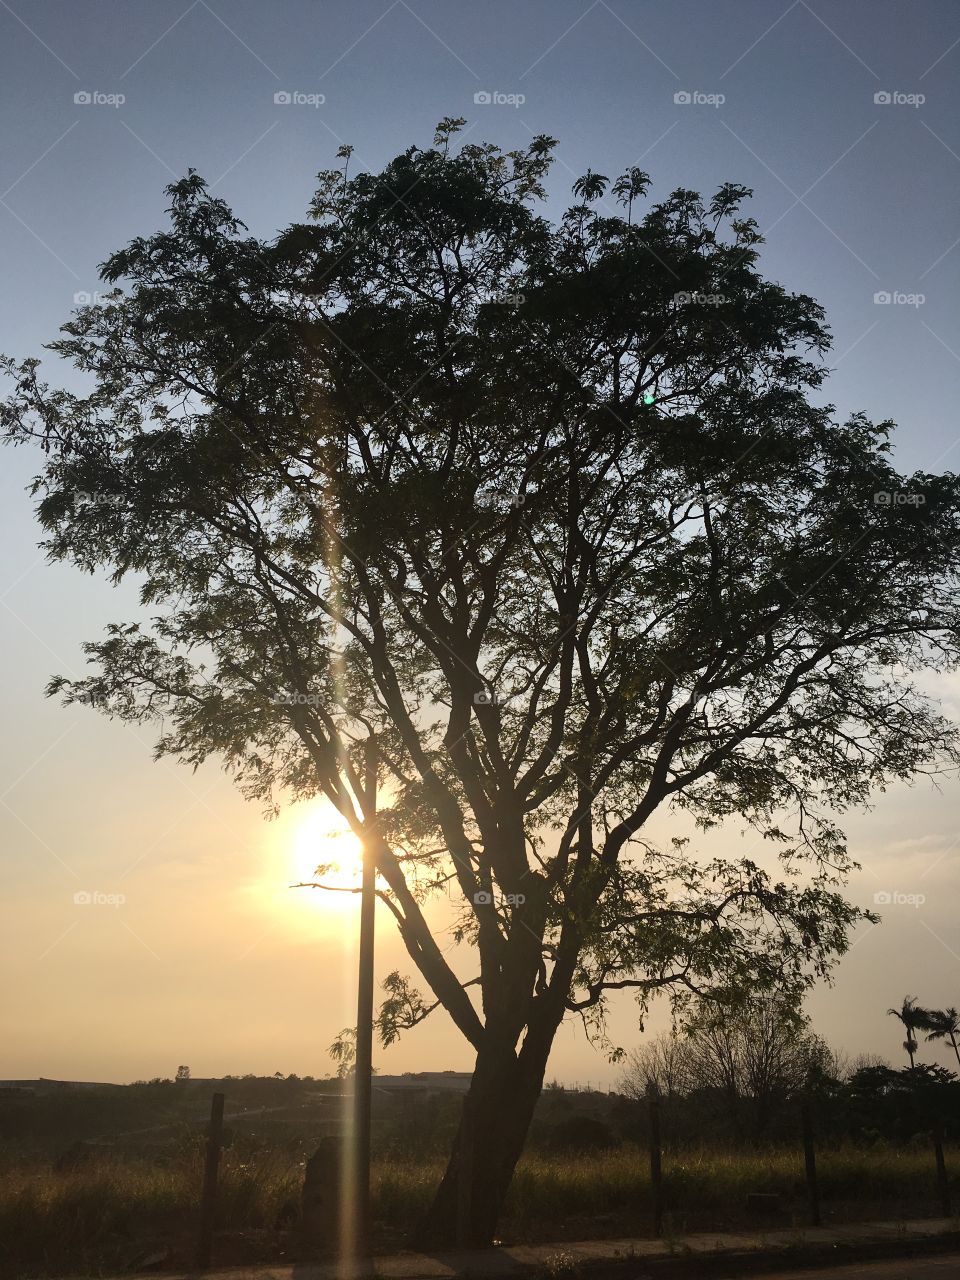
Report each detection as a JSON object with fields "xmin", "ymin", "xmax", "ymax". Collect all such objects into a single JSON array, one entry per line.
[
  {"xmin": 5, "ymin": 121, "xmax": 960, "ymax": 1245},
  {"xmin": 921, "ymin": 1005, "xmax": 960, "ymax": 1068},
  {"xmin": 620, "ymin": 997, "xmax": 831, "ymax": 1136},
  {"xmin": 612, "ymin": 167, "xmax": 650, "ymax": 225},
  {"xmin": 335, "ymin": 144, "xmax": 354, "ymax": 192},
  {"xmin": 887, "ymin": 996, "xmax": 926, "ymax": 1068},
  {"xmin": 571, "ymin": 168, "xmax": 609, "ymax": 202}
]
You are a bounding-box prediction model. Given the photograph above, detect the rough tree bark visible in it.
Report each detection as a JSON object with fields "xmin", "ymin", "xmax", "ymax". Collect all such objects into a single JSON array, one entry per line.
[
  {"xmin": 421, "ymin": 1025, "xmax": 558, "ymax": 1246},
  {"xmin": 420, "ymin": 920, "xmax": 578, "ymax": 1246}
]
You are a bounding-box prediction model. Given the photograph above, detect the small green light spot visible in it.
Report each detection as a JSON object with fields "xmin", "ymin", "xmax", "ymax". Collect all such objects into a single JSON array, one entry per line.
[{"xmin": 643, "ymin": 393, "xmax": 655, "ymax": 405}]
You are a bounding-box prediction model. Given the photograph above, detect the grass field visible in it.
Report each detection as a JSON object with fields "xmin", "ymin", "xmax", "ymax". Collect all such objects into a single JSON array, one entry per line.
[{"xmin": 1, "ymin": 1142, "xmax": 957, "ymax": 1277}]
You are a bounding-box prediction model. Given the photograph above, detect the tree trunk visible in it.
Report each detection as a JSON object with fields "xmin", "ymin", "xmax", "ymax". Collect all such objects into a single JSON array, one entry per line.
[
  {"xmin": 419, "ymin": 1029, "xmax": 553, "ymax": 1248},
  {"xmin": 754, "ymin": 1091, "xmax": 771, "ymax": 1140}
]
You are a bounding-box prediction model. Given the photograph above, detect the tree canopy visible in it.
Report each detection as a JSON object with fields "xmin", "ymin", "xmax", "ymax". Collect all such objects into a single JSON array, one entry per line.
[{"xmin": 5, "ymin": 118, "xmax": 960, "ymax": 1241}]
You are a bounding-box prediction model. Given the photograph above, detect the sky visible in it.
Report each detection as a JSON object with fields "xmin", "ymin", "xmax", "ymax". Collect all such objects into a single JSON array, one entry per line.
[{"xmin": 1, "ymin": 0, "xmax": 960, "ymax": 1085}]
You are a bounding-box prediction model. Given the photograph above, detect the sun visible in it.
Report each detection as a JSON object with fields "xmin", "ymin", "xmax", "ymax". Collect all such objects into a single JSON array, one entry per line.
[
  {"xmin": 250, "ymin": 798, "xmax": 369, "ymax": 923},
  {"xmin": 286, "ymin": 801, "xmax": 364, "ymax": 910}
]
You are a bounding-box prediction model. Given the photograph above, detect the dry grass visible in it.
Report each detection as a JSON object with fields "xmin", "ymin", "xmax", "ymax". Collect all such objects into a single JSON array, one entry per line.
[
  {"xmin": 503, "ymin": 1144, "xmax": 955, "ymax": 1237},
  {"xmin": 0, "ymin": 1143, "xmax": 955, "ymax": 1277}
]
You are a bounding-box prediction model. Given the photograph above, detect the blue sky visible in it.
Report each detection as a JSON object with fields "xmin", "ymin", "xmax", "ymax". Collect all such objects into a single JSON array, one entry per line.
[{"xmin": 2, "ymin": 0, "xmax": 959, "ymax": 1082}]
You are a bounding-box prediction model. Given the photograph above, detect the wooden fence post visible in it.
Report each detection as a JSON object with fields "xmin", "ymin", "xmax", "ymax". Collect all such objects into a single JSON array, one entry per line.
[
  {"xmin": 196, "ymin": 1092, "xmax": 225, "ymax": 1268},
  {"xmin": 647, "ymin": 1082, "xmax": 664, "ymax": 1237},
  {"xmin": 455, "ymin": 1094, "xmax": 474, "ymax": 1248},
  {"xmin": 933, "ymin": 1127, "xmax": 952, "ymax": 1217},
  {"xmin": 800, "ymin": 1096, "xmax": 821, "ymax": 1227}
]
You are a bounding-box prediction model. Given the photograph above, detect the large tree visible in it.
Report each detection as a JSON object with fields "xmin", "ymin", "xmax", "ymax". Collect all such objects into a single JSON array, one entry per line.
[
  {"xmin": 619, "ymin": 998, "xmax": 835, "ymax": 1137},
  {"xmin": 681, "ymin": 997, "xmax": 832, "ymax": 1135},
  {"xmin": 4, "ymin": 120, "xmax": 960, "ymax": 1244}
]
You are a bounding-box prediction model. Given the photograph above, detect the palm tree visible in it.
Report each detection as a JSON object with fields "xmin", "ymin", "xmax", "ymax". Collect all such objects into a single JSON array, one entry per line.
[
  {"xmin": 612, "ymin": 167, "xmax": 650, "ymax": 225},
  {"xmin": 921, "ymin": 1006, "xmax": 960, "ymax": 1068},
  {"xmin": 572, "ymin": 169, "xmax": 609, "ymax": 203},
  {"xmin": 887, "ymin": 996, "xmax": 925, "ymax": 1067}
]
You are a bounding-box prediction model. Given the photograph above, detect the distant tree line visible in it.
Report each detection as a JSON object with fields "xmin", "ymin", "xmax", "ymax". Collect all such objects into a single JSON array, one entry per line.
[{"xmin": 611, "ymin": 997, "xmax": 960, "ymax": 1148}]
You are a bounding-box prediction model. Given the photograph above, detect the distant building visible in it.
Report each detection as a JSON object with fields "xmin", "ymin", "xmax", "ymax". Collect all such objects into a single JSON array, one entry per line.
[{"xmin": 373, "ymin": 1071, "xmax": 472, "ymax": 1095}]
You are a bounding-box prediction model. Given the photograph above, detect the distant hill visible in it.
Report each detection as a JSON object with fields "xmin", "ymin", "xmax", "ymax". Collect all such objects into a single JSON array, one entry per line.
[{"xmin": 0, "ymin": 1079, "xmax": 115, "ymax": 1092}]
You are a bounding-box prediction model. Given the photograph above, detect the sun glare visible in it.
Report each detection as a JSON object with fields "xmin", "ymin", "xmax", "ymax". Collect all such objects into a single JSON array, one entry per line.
[{"xmin": 286, "ymin": 801, "xmax": 364, "ymax": 911}]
